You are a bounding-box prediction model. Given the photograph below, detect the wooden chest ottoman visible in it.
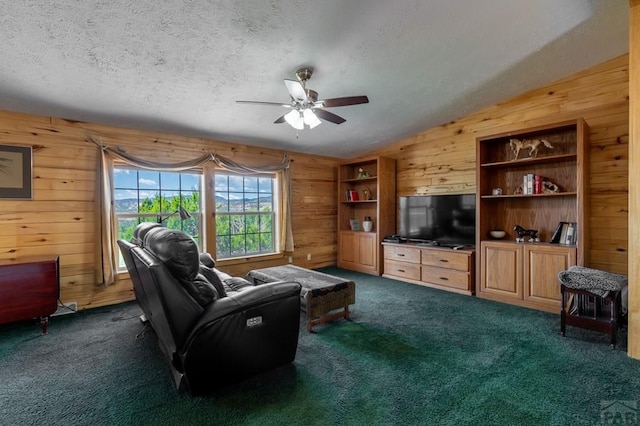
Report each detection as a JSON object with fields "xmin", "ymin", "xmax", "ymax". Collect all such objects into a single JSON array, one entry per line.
[{"xmin": 246, "ymin": 265, "xmax": 355, "ymax": 332}]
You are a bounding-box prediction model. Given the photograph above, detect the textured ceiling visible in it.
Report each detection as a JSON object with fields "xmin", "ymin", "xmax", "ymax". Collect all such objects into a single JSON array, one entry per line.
[{"xmin": 0, "ymin": 1, "xmax": 629, "ymax": 158}]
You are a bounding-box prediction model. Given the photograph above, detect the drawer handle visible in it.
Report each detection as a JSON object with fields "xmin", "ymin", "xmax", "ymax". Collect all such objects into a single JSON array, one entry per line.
[
  {"xmin": 397, "ymin": 269, "xmax": 405, "ymax": 273},
  {"xmin": 439, "ymin": 259, "xmax": 449, "ymax": 263},
  {"xmin": 397, "ymin": 253, "xmax": 405, "ymax": 257},
  {"xmin": 439, "ymin": 277, "xmax": 449, "ymax": 281}
]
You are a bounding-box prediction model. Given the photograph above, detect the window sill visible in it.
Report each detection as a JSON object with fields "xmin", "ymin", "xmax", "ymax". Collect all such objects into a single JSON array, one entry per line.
[
  {"xmin": 117, "ymin": 271, "xmax": 131, "ymax": 280},
  {"xmin": 117, "ymin": 253, "xmax": 285, "ymax": 272},
  {"xmin": 216, "ymin": 252, "xmax": 284, "ymax": 267}
]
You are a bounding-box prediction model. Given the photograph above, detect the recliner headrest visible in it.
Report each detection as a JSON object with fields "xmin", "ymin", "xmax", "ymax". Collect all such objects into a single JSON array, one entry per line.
[
  {"xmin": 143, "ymin": 227, "xmax": 200, "ymax": 282},
  {"xmin": 199, "ymin": 253, "xmax": 216, "ymax": 268},
  {"xmin": 132, "ymin": 222, "xmax": 162, "ymax": 247}
]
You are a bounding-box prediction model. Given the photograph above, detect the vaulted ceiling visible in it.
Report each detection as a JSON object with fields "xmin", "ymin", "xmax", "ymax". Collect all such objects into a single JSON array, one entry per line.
[{"xmin": 0, "ymin": 1, "xmax": 629, "ymax": 158}]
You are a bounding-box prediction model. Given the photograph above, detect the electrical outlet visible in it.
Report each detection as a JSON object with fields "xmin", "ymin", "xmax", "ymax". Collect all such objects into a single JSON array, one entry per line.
[
  {"xmin": 307, "ymin": 253, "xmax": 312, "ymax": 261},
  {"xmin": 288, "ymin": 256, "xmax": 293, "ymax": 263},
  {"xmin": 52, "ymin": 301, "xmax": 78, "ymax": 317}
]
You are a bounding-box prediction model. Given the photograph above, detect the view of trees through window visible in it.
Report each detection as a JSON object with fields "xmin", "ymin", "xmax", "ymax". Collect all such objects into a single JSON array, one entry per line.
[
  {"xmin": 114, "ymin": 167, "xmax": 202, "ymax": 267},
  {"xmin": 214, "ymin": 173, "xmax": 276, "ymax": 259}
]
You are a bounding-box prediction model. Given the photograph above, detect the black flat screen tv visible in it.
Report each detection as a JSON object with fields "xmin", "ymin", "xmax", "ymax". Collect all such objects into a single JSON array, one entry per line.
[{"xmin": 398, "ymin": 194, "xmax": 476, "ymax": 247}]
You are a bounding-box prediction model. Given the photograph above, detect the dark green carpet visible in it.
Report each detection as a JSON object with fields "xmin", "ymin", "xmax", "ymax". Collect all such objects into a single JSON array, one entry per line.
[{"xmin": 1, "ymin": 267, "xmax": 638, "ymax": 425}]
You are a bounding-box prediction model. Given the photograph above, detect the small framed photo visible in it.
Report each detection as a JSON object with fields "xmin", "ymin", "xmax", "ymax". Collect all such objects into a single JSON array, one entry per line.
[{"xmin": 0, "ymin": 144, "xmax": 33, "ymax": 200}]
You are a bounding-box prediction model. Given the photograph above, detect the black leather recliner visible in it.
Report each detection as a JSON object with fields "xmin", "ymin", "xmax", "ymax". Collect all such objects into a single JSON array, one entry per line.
[
  {"xmin": 119, "ymin": 222, "xmax": 162, "ymax": 321},
  {"xmin": 118, "ymin": 224, "xmax": 302, "ymax": 394}
]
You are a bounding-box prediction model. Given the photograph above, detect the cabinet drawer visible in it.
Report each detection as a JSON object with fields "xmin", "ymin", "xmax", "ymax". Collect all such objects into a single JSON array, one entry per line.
[
  {"xmin": 384, "ymin": 259, "xmax": 421, "ymax": 281},
  {"xmin": 421, "ymin": 265, "xmax": 469, "ymax": 291},
  {"xmin": 384, "ymin": 246, "xmax": 421, "ymax": 264},
  {"xmin": 421, "ymin": 250, "xmax": 470, "ymax": 272}
]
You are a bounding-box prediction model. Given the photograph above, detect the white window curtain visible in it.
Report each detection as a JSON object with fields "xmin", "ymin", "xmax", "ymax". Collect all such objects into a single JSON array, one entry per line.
[{"xmin": 88, "ymin": 134, "xmax": 293, "ymax": 286}]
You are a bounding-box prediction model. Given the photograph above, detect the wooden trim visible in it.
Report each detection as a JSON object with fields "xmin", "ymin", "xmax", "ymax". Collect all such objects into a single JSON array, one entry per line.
[{"xmin": 627, "ymin": 0, "xmax": 640, "ymax": 358}]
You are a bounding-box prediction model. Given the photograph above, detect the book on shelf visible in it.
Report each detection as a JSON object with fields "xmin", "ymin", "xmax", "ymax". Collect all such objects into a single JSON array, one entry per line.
[
  {"xmin": 349, "ymin": 218, "xmax": 360, "ymax": 231},
  {"xmin": 550, "ymin": 221, "xmax": 577, "ymax": 244},
  {"xmin": 566, "ymin": 222, "xmax": 577, "ymax": 245},
  {"xmin": 522, "ymin": 173, "xmax": 535, "ymax": 195},
  {"xmin": 550, "ymin": 222, "xmax": 565, "ymax": 243},
  {"xmin": 345, "ymin": 190, "xmax": 360, "ymax": 201},
  {"xmin": 534, "ymin": 174, "xmax": 543, "ymax": 194}
]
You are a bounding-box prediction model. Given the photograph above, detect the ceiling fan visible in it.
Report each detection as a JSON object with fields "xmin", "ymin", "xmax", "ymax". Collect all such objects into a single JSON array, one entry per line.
[{"xmin": 236, "ymin": 67, "xmax": 369, "ymax": 130}]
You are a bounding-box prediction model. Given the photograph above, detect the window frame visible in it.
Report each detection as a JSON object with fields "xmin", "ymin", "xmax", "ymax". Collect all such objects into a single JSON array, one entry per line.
[
  {"xmin": 211, "ymin": 170, "xmax": 281, "ymax": 261},
  {"xmin": 112, "ymin": 164, "xmax": 204, "ymax": 270}
]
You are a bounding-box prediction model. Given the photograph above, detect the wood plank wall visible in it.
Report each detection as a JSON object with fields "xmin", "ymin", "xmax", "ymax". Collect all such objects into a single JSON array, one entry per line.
[
  {"xmin": 0, "ymin": 53, "xmax": 629, "ymax": 312},
  {"xmin": 368, "ymin": 54, "xmax": 629, "ymax": 276},
  {"xmin": 0, "ymin": 113, "xmax": 339, "ymax": 310}
]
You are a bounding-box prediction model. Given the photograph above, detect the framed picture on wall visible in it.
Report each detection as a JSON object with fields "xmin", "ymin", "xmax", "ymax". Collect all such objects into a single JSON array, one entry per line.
[{"xmin": 0, "ymin": 144, "xmax": 33, "ymax": 200}]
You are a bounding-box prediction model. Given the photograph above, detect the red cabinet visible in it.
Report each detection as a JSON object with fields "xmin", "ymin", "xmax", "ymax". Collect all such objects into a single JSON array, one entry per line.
[{"xmin": 0, "ymin": 256, "xmax": 60, "ymax": 333}]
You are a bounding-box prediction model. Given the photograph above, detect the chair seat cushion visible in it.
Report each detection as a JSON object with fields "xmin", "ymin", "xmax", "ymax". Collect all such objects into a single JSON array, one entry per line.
[{"xmin": 558, "ymin": 266, "xmax": 628, "ymax": 297}]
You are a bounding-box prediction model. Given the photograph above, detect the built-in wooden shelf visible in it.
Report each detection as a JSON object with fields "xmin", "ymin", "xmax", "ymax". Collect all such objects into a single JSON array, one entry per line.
[
  {"xmin": 475, "ymin": 118, "xmax": 589, "ymax": 313},
  {"xmin": 481, "ymin": 192, "xmax": 577, "ymax": 199},
  {"xmin": 337, "ymin": 156, "xmax": 396, "ymax": 276},
  {"xmin": 480, "ymin": 153, "xmax": 577, "ymax": 168}
]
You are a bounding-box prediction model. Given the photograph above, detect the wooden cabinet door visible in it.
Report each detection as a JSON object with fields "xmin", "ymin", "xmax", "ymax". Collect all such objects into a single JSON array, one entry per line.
[
  {"xmin": 358, "ymin": 232, "xmax": 377, "ymax": 269},
  {"xmin": 480, "ymin": 241, "xmax": 523, "ymax": 300},
  {"xmin": 339, "ymin": 232, "xmax": 358, "ymax": 265},
  {"xmin": 339, "ymin": 232, "xmax": 377, "ymax": 273},
  {"xmin": 524, "ymin": 244, "xmax": 576, "ymax": 308}
]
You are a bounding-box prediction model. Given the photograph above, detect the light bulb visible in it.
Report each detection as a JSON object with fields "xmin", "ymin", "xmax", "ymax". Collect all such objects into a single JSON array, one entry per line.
[
  {"xmin": 284, "ymin": 109, "xmax": 304, "ymax": 130},
  {"xmin": 303, "ymin": 109, "xmax": 322, "ymax": 129}
]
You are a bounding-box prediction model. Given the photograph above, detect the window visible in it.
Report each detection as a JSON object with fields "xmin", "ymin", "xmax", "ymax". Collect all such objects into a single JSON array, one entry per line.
[
  {"xmin": 114, "ymin": 166, "xmax": 202, "ymax": 268},
  {"xmin": 214, "ymin": 173, "xmax": 278, "ymax": 259}
]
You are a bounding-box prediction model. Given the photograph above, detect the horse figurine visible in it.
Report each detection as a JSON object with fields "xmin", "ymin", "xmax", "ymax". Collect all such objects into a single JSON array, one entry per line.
[
  {"xmin": 509, "ymin": 138, "xmax": 554, "ymax": 159},
  {"xmin": 514, "ymin": 225, "xmax": 539, "ymax": 242}
]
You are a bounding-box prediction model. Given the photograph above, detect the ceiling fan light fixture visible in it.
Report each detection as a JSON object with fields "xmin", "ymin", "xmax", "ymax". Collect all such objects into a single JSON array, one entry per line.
[
  {"xmin": 284, "ymin": 109, "xmax": 304, "ymax": 130},
  {"xmin": 236, "ymin": 67, "xmax": 369, "ymax": 130},
  {"xmin": 303, "ymin": 109, "xmax": 322, "ymax": 129}
]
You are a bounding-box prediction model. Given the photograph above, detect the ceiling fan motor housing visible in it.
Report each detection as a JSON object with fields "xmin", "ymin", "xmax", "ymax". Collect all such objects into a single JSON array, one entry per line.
[
  {"xmin": 305, "ymin": 89, "xmax": 318, "ymax": 103},
  {"xmin": 295, "ymin": 68, "xmax": 313, "ymax": 83}
]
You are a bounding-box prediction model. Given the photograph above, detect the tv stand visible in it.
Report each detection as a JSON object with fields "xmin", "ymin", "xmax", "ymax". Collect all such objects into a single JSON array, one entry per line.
[{"xmin": 382, "ymin": 242, "xmax": 475, "ymax": 295}]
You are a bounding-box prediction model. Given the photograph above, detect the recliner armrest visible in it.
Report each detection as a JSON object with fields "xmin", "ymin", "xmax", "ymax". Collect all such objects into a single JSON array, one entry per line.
[
  {"xmin": 188, "ymin": 281, "xmax": 301, "ymax": 333},
  {"xmin": 179, "ymin": 280, "xmax": 302, "ymax": 393}
]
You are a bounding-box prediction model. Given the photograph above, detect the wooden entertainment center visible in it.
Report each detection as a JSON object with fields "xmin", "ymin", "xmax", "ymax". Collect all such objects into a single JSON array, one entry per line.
[{"xmin": 337, "ymin": 119, "xmax": 586, "ymax": 313}]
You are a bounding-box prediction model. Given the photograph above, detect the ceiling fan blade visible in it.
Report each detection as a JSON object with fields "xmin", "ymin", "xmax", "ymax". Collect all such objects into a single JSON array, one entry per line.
[
  {"xmin": 236, "ymin": 100, "xmax": 291, "ymax": 107},
  {"xmin": 274, "ymin": 114, "xmax": 287, "ymax": 124},
  {"xmin": 319, "ymin": 96, "xmax": 369, "ymax": 108},
  {"xmin": 284, "ymin": 79, "xmax": 307, "ymax": 102},
  {"xmin": 314, "ymin": 108, "xmax": 346, "ymax": 124}
]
